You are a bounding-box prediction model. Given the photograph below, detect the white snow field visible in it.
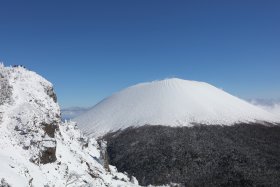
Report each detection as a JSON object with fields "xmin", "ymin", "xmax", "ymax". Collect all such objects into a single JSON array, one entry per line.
[
  {"xmin": 0, "ymin": 64, "xmax": 139, "ymax": 187},
  {"xmin": 75, "ymin": 78, "xmax": 280, "ymax": 137}
]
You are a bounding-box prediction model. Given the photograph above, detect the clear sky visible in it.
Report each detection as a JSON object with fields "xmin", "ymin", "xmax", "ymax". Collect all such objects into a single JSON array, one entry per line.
[{"xmin": 0, "ymin": 0, "xmax": 279, "ymax": 108}]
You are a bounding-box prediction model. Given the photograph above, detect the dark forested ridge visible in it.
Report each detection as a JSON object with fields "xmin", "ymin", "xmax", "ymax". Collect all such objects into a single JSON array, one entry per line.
[{"xmin": 104, "ymin": 123, "xmax": 280, "ymax": 186}]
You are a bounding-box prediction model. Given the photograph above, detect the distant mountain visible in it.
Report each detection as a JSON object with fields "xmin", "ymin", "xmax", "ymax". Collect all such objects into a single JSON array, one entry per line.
[
  {"xmin": 61, "ymin": 107, "xmax": 90, "ymax": 120},
  {"xmin": 0, "ymin": 64, "xmax": 139, "ymax": 187},
  {"xmin": 75, "ymin": 78, "xmax": 279, "ymax": 137}
]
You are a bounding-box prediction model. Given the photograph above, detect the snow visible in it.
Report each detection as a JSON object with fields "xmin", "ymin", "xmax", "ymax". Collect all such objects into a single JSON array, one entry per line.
[
  {"xmin": 1, "ymin": 64, "xmax": 278, "ymax": 186},
  {"xmin": 0, "ymin": 64, "xmax": 140, "ymax": 187},
  {"xmin": 75, "ymin": 78, "xmax": 280, "ymax": 137},
  {"xmin": 0, "ymin": 121, "xmax": 140, "ymax": 186}
]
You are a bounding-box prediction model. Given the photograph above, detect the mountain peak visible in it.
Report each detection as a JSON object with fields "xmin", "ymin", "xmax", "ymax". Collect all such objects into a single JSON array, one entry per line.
[
  {"xmin": 133, "ymin": 78, "xmax": 207, "ymax": 87},
  {"xmin": 75, "ymin": 79, "xmax": 280, "ymax": 137}
]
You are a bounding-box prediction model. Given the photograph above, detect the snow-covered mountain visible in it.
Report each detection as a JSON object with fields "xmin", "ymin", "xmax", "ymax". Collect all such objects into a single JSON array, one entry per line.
[
  {"xmin": 75, "ymin": 78, "xmax": 279, "ymax": 137},
  {"xmin": 0, "ymin": 64, "xmax": 139, "ymax": 187},
  {"xmin": 2, "ymin": 64, "xmax": 279, "ymax": 187}
]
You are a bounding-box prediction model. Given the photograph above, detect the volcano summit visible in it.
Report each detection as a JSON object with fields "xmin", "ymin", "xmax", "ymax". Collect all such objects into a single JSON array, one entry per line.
[{"xmin": 75, "ymin": 78, "xmax": 279, "ymax": 137}]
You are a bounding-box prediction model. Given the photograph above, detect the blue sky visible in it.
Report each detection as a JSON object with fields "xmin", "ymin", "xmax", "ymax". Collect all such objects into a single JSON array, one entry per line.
[{"xmin": 0, "ymin": 0, "xmax": 279, "ymax": 108}]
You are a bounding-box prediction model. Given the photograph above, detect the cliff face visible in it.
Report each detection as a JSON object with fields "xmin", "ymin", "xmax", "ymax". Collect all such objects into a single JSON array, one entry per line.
[
  {"xmin": 0, "ymin": 64, "xmax": 139, "ymax": 187},
  {"xmin": 0, "ymin": 64, "xmax": 60, "ymax": 165}
]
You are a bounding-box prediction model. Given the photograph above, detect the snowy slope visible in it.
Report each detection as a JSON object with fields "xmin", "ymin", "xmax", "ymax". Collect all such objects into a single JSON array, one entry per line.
[
  {"xmin": 0, "ymin": 64, "xmax": 139, "ymax": 187},
  {"xmin": 75, "ymin": 78, "xmax": 280, "ymax": 137}
]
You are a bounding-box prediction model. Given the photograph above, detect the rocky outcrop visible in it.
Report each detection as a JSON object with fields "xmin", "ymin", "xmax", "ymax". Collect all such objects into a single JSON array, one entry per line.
[
  {"xmin": 38, "ymin": 121, "xmax": 59, "ymax": 164},
  {"xmin": 42, "ymin": 122, "xmax": 58, "ymax": 138},
  {"xmin": 105, "ymin": 123, "xmax": 280, "ymax": 186},
  {"xmin": 0, "ymin": 178, "xmax": 11, "ymax": 187},
  {"xmin": 39, "ymin": 146, "xmax": 57, "ymax": 164},
  {"xmin": 0, "ymin": 64, "xmax": 140, "ymax": 187},
  {"xmin": 98, "ymin": 140, "xmax": 111, "ymax": 171},
  {"xmin": 44, "ymin": 86, "xmax": 57, "ymax": 103},
  {"xmin": 0, "ymin": 65, "xmax": 61, "ymax": 165}
]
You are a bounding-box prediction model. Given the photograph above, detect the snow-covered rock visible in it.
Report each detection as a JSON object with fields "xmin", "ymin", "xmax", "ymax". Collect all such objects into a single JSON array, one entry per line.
[
  {"xmin": 0, "ymin": 64, "xmax": 139, "ymax": 187},
  {"xmin": 0, "ymin": 64, "xmax": 60, "ymax": 165},
  {"xmin": 75, "ymin": 78, "xmax": 280, "ymax": 137}
]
